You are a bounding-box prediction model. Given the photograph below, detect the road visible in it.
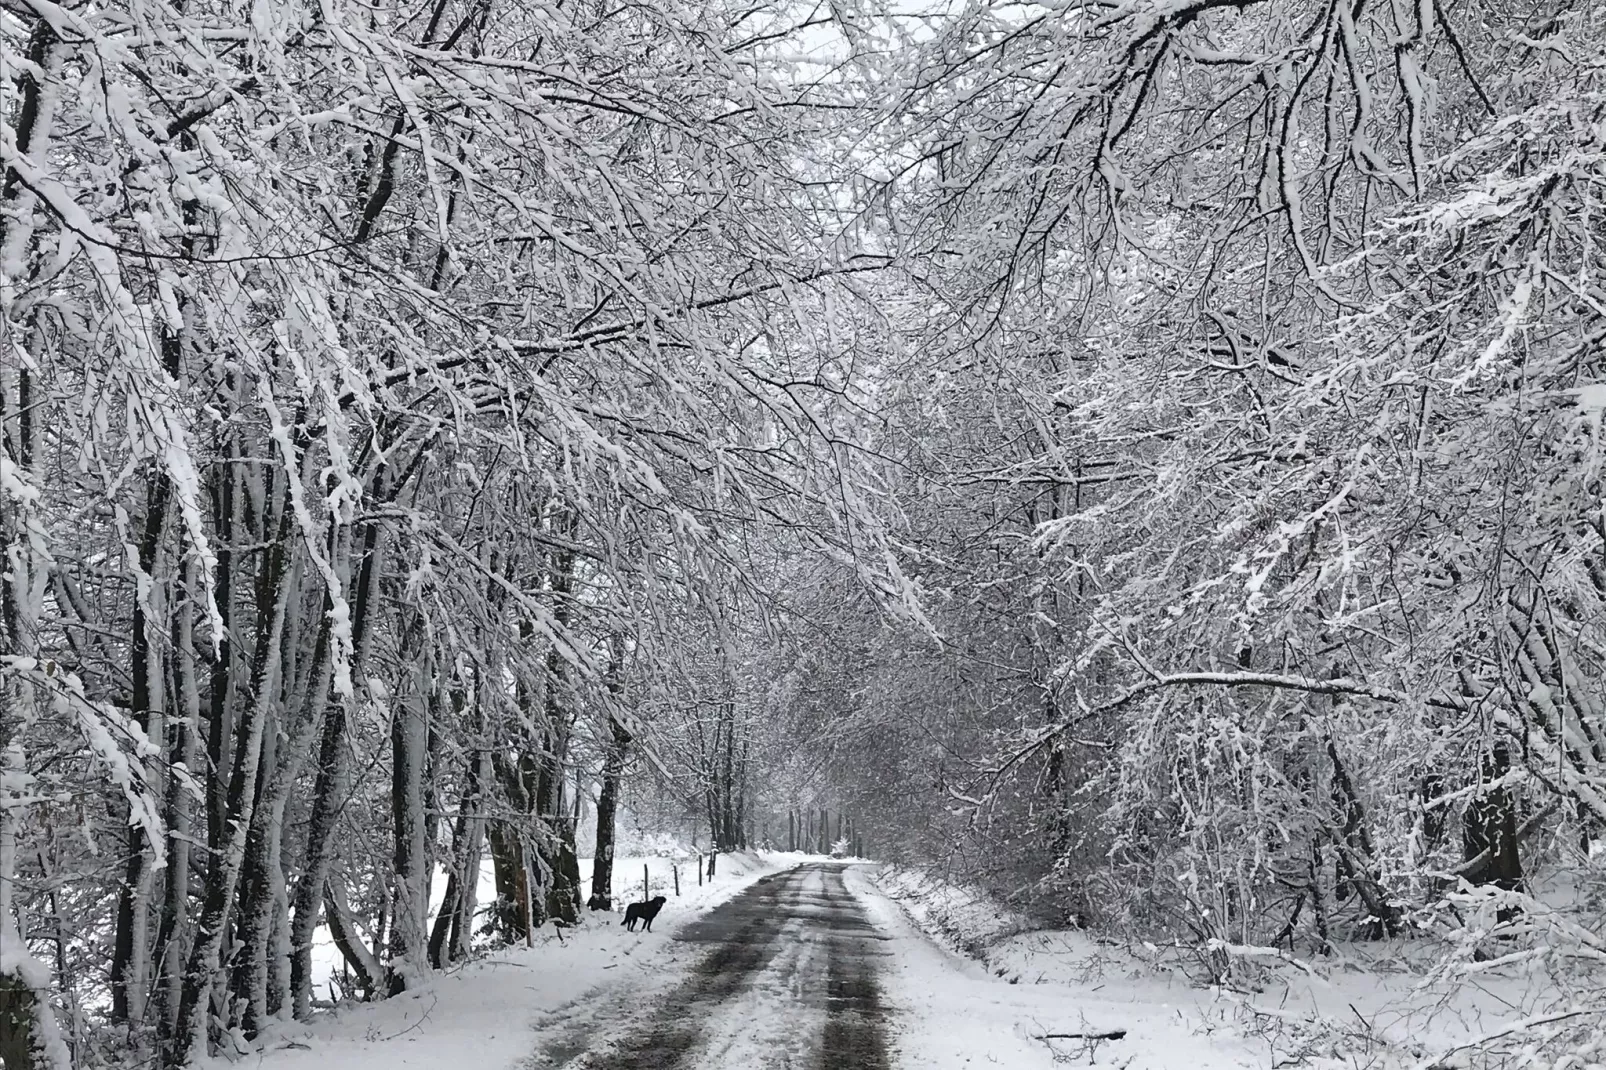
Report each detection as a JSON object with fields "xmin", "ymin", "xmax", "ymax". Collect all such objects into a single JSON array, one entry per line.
[{"xmin": 566, "ymin": 862, "xmax": 893, "ymax": 1070}]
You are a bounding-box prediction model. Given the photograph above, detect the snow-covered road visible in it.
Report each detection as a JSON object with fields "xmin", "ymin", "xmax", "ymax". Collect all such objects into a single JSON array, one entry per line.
[
  {"xmin": 551, "ymin": 861, "xmax": 1105, "ymax": 1070},
  {"xmin": 566, "ymin": 862, "xmax": 894, "ymax": 1069},
  {"xmin": 240, "ymin": 858, "xmax": 1244, "ymax": 1070}
]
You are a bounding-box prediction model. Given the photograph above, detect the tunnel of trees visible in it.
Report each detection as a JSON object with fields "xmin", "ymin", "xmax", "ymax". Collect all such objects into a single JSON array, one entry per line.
[{"xmin": 3, "ymin": 0, "xmax": 1605, "ymax": 1065}]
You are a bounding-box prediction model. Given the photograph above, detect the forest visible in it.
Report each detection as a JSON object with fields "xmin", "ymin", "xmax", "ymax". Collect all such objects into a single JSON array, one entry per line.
[{"xmin": 1, "ymin": 0, "xmax": 1604, "ymax": 1065}]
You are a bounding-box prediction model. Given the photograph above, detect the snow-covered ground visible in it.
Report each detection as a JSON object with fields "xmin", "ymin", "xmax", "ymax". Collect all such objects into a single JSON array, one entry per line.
[
  {"xmin": 855, "ymin": 866, "xmax": 1261, "ymax": 1069},
  {"xmin": 865, "ymin": 863, "xmax": 1603, "ymax": 1070},
  {"xmin": 232, "ymin": 850, "xmax": 810, "ymax": 1070},
  {"xmin": 207, "ymin": 856, "xmax": 1601, "ymax": 1070},
  {"xmin": 304, "ymin": 848, "xmax": 748, "ymax": 1001}
]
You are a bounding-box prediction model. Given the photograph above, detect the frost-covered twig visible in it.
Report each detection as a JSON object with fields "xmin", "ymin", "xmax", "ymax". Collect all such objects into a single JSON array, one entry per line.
[{"xmin": 1408, "ymin": 1008, "xmax": 1598, "ymax": 1070}]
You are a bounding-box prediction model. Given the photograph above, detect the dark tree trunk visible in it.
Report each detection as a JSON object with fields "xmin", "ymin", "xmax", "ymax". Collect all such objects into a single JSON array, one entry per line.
[
  {"xmin": 489, "ymin": 746, "xmax": 536, "ymax": 943},
  {"xmin": 0, "ymin": 974, "xmax": 40, "ymax": 1070},
  {"xmin": 1463, "ymin": 744, "xmax": 1524, "ymax": 899},
  {"xmin": 427, "ymin": 872, "xmax": 460, "ymax": 970},
  {"xmin": 488, "ymin": 826, "xmax": 527, "ymax": 941},
  {"xmin": 289, "ymin": 514, "xmax": 383, "ymax": 1018},
  {"xmin": 1325, "ymin": 736, "xmax": 1403, "ymax": 938},
  {"xmin": 547, "ymin": 816, "xmax": 583, "ymax": 923},
  {"xmin": 232, "ymin": 698, "xmax": 281, "ymax": 1034},
  {"xmin": 168, "ymin": 500, "xmax": 295, "ymax": 1068},
  {"xmin": 205, "ymin": 440, "xmax": 238, "ymax": 878},
  {"xmin": 323, "ymin": 880, "xmax": 383, "ymax": 998},
  {"xmin": 589, "ymin": 643, "xmax": 630, "ymax": 911},
  {"xmin": 154, "ymin": 572, "xmax": 199, "ymax": 1038},
  {"xmin": 527, "ymin": 524, "xmax": 580, "ymax": 926},
  {"xmin": 112, "ymin": 468, "xmax": 173, "ymax": 1025}
]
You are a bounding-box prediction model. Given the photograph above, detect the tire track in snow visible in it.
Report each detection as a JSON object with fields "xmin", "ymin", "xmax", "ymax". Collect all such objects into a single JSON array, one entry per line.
[
  {"xmin": 820, "ymin": 866, "xmax": 893, "ymax": 1070},
  {"xmin": 562, "ymin": 862, "xmax": 893, "ymax": 1069}
]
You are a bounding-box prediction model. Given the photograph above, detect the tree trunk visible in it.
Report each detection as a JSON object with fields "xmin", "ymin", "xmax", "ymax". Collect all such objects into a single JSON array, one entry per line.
[
  {"xmin": 168, "ymin": 509, "xmax": 295, "ymax": 1067},
  {"xmin": 547, "ymin": 816, "xmax": 583, "ymax": 923},
  {"xmin": 489, "ymin": 738, "xmax": 537, "ymax": 943},
  {"xmin": 487, "ymin": 817, "xmax": 531, "ymax": 943},
  {"xmin": 233, "ymin": 692, "xmax": 281, "ymax": 1035},
  {"xmin": 427, "ymin": 742, "xmax": 481, "ymax": 963},
  {"xmin": 239, "ymin": 582, "xmax": 335, "ymax": 1034},
  {"xmin": 590, "ymin": 639, "xmax": 630, "ymax": 912},
  {"xmin": 289, "ymin": 515, "xmax": 383, "ymax": 1019},
  {"xmin": 154, "ymin": 563, "xmax": 200, "ymax": 1039},
  {"xmin": 387, "ymin": 648, "xmax": 432, "ymax": 994},
  {"xmin": 1324, "ymin": 737, "xmax": 1403, "ymax": 938},
  {"xmin": 427, "ymin": 871, "xmax": 460, "ymax": 971},
  {"xmin": 205, "ymin": 439, "xmax": 240, "ymax": 876},
  {"xmin": 1463, "ymin": 743, "xmax": 1523, "ymax": 898},
  {"xmin": 531, "ymin": 530, "xmax": 580, "ymax": 926},
  {"xmin": 112, "ymin": 467, "xmax": 172, "ymax": 1026},
  {"xmin": 0, "ymin": 67, "xmax": 74, "ymax": 1058},
  {"xmin": 429, "ymin": 740, "xmax": 486, "ymax": 968},
  {"xmin": 0, "ymin": 722, "xmax": 70, "ymax": 1070},
  {"xmin": 324, "ymin": 879, "xmax": 384, "ymax": 998}
]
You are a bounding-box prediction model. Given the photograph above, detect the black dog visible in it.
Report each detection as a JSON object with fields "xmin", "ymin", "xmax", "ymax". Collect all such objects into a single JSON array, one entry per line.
[{"xmin": 621, "ymin": 895, "xmax": 666, "ymax": 932}]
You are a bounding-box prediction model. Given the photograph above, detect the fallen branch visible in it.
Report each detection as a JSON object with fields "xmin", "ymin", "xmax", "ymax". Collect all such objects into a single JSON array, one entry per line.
[
  {"xmin": 1206, "ymin": 939, "xmax": 1330, "ymax": 982},
  {"xmin": 1036, "ymin": 1030, "xmax": 1128, "ymax": 1041},
  {"xmin": 1409, "ymin": 1008, "xmax": 1595, "ymax": 1070}
]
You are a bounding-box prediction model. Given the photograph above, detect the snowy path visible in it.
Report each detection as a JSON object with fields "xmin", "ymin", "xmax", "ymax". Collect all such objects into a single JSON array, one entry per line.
[
  {"xmin": 553, "ymin": 861, "xmax": 1113, "ymax": 1069},
  {"xmin": 562, "ymin": 862, "xmax": 893, "ymax": 1069},
  {"xmin": 238, "ymin": 858, "xmax": 1263, "ymax": 1070}
]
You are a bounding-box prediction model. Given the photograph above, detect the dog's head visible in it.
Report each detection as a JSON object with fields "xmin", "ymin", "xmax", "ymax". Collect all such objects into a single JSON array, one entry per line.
[{"xmin": 650, "ymin": 895, "xmax": 666, "ymax": 907}]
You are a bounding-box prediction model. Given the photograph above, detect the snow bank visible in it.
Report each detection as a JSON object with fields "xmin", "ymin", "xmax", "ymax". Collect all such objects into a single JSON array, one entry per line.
[
  {"xmin": 867, "ymin": 863, "xmax": 1604, "ymax": 1070},
  {"xmin": 851, "ymin": 866, "xmax": 1261, "ymax": 1070},
  {"xmin": 867, "ymin": 864, "xmax": 1201, "ymax": 988},
  {"xmin": 867, "ymin": 864, "xmax": 1032, "ymax": 959}
]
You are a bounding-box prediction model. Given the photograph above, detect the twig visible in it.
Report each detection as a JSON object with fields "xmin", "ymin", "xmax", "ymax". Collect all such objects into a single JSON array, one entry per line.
[
  {"xmin": 375, "ymin": 994, "xmax": 439, "ymax": 1042},
  {"xmin": 1036, "ymin": 1030, "xmax": 1128, "ymax": 1041},
  {"xmin": 1409, "ymin": 1008, "xmax": 1594, "ymax": 1070}
]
